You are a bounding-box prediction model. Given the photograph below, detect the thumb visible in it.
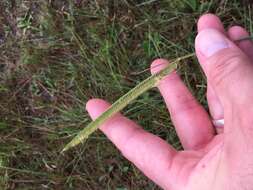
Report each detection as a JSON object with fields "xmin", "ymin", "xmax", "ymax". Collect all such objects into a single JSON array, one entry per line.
[{"xmin": 195, "ymin": 29, "xmax": 253, "ymax": 109}]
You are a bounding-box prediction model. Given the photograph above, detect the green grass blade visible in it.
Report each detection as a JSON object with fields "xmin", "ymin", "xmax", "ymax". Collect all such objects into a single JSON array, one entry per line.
[{"xmin": 62, "ymin": 53, "xmax": 195, "ymax": 153}]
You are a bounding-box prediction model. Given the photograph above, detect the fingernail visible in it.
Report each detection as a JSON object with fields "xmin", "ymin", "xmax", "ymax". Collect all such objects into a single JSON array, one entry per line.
[
  {"xmin": 150, "ymin": 59, "xmax": 169, "ymax": 74},
  {"xmin": 196, "ymin": 29, "xmax": 229, "ymax": 57}
]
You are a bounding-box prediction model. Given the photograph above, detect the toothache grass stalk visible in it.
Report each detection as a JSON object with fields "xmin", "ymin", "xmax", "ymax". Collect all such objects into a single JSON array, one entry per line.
[{"xmin": 62, "ymin": 53, "xmax": 195, "ymax": 153}]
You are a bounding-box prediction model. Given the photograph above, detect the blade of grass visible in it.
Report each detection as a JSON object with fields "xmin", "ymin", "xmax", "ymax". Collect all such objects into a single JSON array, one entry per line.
[{"xmin": 62, "ymin": 53, "xmax": 195, "ymax": 153}]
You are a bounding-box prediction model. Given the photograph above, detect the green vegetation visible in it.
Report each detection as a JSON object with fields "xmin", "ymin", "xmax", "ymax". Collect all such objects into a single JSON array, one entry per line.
[{"xmin": 0, "ymin": 0, "xmax": 252, "ymax": 189}]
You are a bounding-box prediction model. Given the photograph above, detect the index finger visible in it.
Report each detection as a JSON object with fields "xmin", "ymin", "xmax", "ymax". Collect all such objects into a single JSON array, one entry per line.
[{"xmin": 86, "ymin": 99, "xmax": 176, "ymax": 189}]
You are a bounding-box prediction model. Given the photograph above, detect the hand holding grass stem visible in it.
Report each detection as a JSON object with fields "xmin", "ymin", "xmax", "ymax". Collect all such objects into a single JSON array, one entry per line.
[{"xmin": 62, "ymin": 35, "xmax": 253, "ymax": 153}]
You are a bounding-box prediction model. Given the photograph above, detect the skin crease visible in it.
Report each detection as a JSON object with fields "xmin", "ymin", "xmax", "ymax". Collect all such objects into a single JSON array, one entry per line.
[{"xmin": 86, "ymin": 14, "xmax": 253, "ymax": 190}]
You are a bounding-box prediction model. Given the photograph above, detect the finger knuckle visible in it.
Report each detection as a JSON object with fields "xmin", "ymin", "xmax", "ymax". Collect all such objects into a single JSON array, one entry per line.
[
  {"xmin": 171, "ymin": 95, "xmax": 200, "ymax": 116},
  {"xmin": 208, "ymin": 50, "xmax": 248, "ymax": 88}
]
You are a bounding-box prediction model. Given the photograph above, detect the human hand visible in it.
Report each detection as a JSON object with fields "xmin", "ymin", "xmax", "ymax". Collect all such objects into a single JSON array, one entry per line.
[{"xmin": 86, "ymin": 14, "xmax": 253, "ymax": 190}]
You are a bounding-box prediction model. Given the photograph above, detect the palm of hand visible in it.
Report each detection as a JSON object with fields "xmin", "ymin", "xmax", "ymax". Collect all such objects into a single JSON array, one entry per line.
[{"xmin": 171, "ymin": 135, "xmax": 224, "ymax": 190}]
